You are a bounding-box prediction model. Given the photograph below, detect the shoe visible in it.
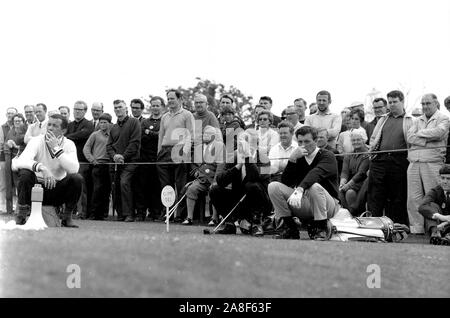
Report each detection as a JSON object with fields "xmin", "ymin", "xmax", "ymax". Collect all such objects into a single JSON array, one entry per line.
[
  {"xmin": 208, "ymin": 218, "xmax": 218, "ymax": 226},
  {"xmin": 135, "ymin": 215, "xmax": 145, "ymax": 222},
  {"xmin": 273, "ymin": 217, "xmax": 300, "ymax": 239},
  {"xmin": 239, "ymin": 219, "xmax": 252, "ymax": 235},
  {"xmin": 252, "ymin": 224, "xmax": 264, "ymax": 237},
  {"xmin": 124, "ymin": 216, "xmax": 135, "ymax": 222},
  {"xmin": 15, "ymin": 216, "xmax": 26, "ymax": 225},
  {"xmin": 61, "ymin": 220, "xmax": 79, "ymax": 228},
  {"xmin": 182, "ymin": 218, "xmax": 193, "ymax": 225},
  {"xmin": 262, "ymin": 216, "xmax": 275, "ymax": 235},
  {"xmin": 313, "ymin": 229, "xmax": 329, "ymax": 241},
  {"xmin": 217, "ymin": 222, "xmax": 237, "ymax": 235},
  {"xmin": 173, "ymin": 216, "xmax": 183, "ymax": 223}
]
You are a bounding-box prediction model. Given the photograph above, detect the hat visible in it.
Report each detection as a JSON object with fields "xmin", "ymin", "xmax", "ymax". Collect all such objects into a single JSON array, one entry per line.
[
  {"xmin": 439, "ymin": 164, "xmax": 450, "ymax": 175},
  {"xmin": 349, "ymin": 101, "xmax": 364, "ymax": 109}
]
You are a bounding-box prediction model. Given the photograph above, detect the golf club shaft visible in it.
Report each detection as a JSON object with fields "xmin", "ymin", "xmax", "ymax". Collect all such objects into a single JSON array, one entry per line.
[
  {"xmin": 212, "ymin": 194, "xmax": 247, "ymax": 233},
  {"xmin": 165, "ymin": 193, "xmax": 187, "ymax": 222}
]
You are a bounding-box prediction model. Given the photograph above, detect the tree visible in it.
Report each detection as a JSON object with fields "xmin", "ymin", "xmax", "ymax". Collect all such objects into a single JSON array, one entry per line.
[{"xmin": 143, "ymin": 77, "xmax": 254, "ymax": 124}]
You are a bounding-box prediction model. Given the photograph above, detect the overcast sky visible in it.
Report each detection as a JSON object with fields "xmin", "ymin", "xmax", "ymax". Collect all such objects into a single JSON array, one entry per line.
[{"xmin": 1, "ymin": 0, "xmax": 449, "ymax": 121}]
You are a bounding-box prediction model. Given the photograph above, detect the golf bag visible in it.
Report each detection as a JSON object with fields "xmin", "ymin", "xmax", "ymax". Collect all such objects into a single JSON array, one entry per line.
[{"xmin": 314, "ymin": 210, "xmax": 409, "ymax": 242}]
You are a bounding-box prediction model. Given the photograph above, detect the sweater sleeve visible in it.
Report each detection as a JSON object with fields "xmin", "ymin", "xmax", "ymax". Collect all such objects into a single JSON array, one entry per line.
[
  {"xmin": 122, "ymin": 119, "xmax": 141, "ymax": 161},
  {"xmin": 299, "ymin": 151, "xmax": 337, "ymax": 190},
  {"xmin": 281, "ymin": 160, "xmax": 299, "ymax": 188},
  {"xmin": 12, "ymin": 136, "xmax": 40, "ymax": 171},
  {"xmin": 83, "ymin": 133, "xmax": 96, "ymax": 163},
  {"xmin": 350, "ymin": 155, "xmax": 369, "ymax": 184},
  {"xmin": 65, "ymin": 120, "xmax": 95, "ymax": 141},
  {"xmin": 216, "ymin": 163, "xmax": 237, "ymax": 188},
  {"xmin": 58, "ymin": 139, "xmax": 80, "ymax": 174}
]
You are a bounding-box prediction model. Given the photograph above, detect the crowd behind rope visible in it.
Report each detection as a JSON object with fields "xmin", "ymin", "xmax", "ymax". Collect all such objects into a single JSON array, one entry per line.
[{"xmin": 1, "ymin": 90, "xmax": 450, "ymax": 242}]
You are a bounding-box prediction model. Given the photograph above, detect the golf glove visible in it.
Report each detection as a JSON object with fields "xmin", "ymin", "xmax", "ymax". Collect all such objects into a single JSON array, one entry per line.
[{"xmin": 288, "ymin": 188, "xmax": 303, "ymax": 209}]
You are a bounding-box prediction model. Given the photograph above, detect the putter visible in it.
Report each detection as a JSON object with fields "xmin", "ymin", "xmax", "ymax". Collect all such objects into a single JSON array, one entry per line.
[
  {"xmin": 164, "ymin": 181, "xmax": 194, "ymax": 223},
  {"xmin": 204, "ymin": 194, "xmax": 246, "ymax": 235}
]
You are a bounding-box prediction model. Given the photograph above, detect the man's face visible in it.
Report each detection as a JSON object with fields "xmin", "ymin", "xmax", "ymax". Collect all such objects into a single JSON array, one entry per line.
[
  {"xmin": 439, "ymin": 174, "xmax": 450, "ymax": 192},
  {"xmin": 35, "ymin": 106, "xmax": 46, "ymax": 122},
  {"xmin": 219, "ymin": 97, "xmax": 233, "ymax": 108},
  {"xmin": 114, "ymin": 102, "xmax": 127, "ymax": 119},
  {"xmin": 59, "ymin": 108, "xmax": 70, "ymax": 121},
  {"xmin": 98, "ymin": 119, "xmax": 110, "ymax": 132},
  {"xmin": 421, "ymin": 95, "xmax": 438, "ymax": 118},
  {"xmin": 316, "ymin": 94, "xmax": 330, "ymax": 113},
  {"xmin": 387, "ymin": 97, "xmax": 404, "ymax": 115},
  {"xmin": 167, "ymin": 92, "xmax": 181, "ymax": 111},
  {"xmin": 297, "ymin": 133, "xmax": 317, "ymax": 155},
  {"xmin": 285, "ymin": 107, "xmax": 299, "ymax": 125},
  {"xmin": 372, "ymin": 101, "xmax": 387, "ymax": 117},
  {"xmin": 150, "ymin": 99, "xmax": 162, "ymax": 116},
  {"xmin": 131, "ymin": 102, "xmax": 143, "ymax": 118},
  {"xmin": 279, "ymin": 127, "xmax": 293, "ymax": 146},
  {"xmin": 259, "ymin": 99, "xmax": 272, "ymax": 110},
  {"xmin": 6, "ymin": 108, "xmax": 17, "ymax": 122},
  {"xmin": 24, "ymin": 106, "xmax": 35, "ymax": 122},
  {"xmin": 91, "ymin": 104, "xmax": 103, "ymax": 120},
  {"xmin": 316, "ymin": 130, "xmax": 328, "ymax": 148},
  {"xmin": 294, "ymin": 101, "xmax": 306, "ymax": 118},
  {"xmin": 351, "ymin": 135, "xmax": 364, "ymax": 150},
  {"xmin": 194, "ymin": 97, "xmax": 207, "ymax": 114},
  {"xmin": 73, "ymin": 103, "xmax": 87, "ymax": 121},
  {"xmin": 46, "ymin": 117, "xmax": 65, "ymax": 137},
  {"xmin": 202, "ymin": 126, "xmax": 217, "ymax": 144}
]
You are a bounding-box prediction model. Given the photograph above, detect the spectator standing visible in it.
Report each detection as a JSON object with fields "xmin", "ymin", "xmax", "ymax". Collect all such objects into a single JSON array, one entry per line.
[
  {"xmin": 337, "ymin": 108, "xmax": 368, "ymax": 154},
  {"xmin": 268, "ymin": 121, "xmax": 298, "ymax": 182},
  {"xmin": 366, "ymin": 98, "xmax": 388, "ymax": 142},
  {"xmin": 1, "ymin": 107, "xmax": 18, "ymax": 213},
  {"xmin": 91, "ymin": 102, "xmax": 104, "ymax": 131},
  {"xmin": 259, "ymin": 96, "xmax": 281, "ymax": 128},
  {"xmin": 58, "ymin": 106, "xmax": 71, "ymax": 123},
  {"xmin": 24, "ymin": 105, "xmax": 36, "ymax": 125},
  {"xmin": 293, "ymin": 98, "xmax": 307, "ymax": 124},
  {"xmin": 130, "ymin": 99, "xmax": 145, "ymax": 123},
  {"xmin": 305, "ymin": 91, "xmax": 342, "ymax": 148},
  {"xmin": 367, "ymin": 90, "xmax": 413, "ymax": 226},
  {"xmin": 65, "ymin": 101, "xmax": 95, "ymax": 219},
  {"xmin": 406, "ymin": 93, "xmax": 449, "ymax": 234},
  {"xmin": 83, "ymin": 113, "xmax": 113, "ymax": 220},
  {"xmin": 24, "ymin": 103, "xmax": 47, "ymax": 144}
]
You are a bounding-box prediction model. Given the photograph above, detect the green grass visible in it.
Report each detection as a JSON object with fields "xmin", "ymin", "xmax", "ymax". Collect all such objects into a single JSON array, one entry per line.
[{"xmin": 0, "ymin": 215, "xmax": 449, "ymax": 298}]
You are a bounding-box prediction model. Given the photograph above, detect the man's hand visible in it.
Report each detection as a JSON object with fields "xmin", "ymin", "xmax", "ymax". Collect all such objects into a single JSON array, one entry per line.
[
  {"xmin": 40, "ymin": 165, "xmax": 56, "ymax": 189},
  {"xmin": 432, "ymin": 213, "xmax": 450, "ymax": 223},
  {"xmin": 113, "ymin": 154, "xmax": 125, "ymax": 164},
  {"xmin": 45, "ymin": 131, "xmax": 59, "ymax": 150},
  {"xmin": 289, "ymin": 146, "xmax": 308, "ymax": 162},
  {"xmin": 287, "ymin": 187, "xmax": 303, "ymax": 209},
  {"xmin": 6, "ymin": 140, "xmax": 18, "ymax": 149}
]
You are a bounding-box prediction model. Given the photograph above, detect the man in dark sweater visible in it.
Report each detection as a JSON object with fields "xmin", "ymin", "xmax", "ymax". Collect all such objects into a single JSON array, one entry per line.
[
  {"xmin": 66, "ymin": 101, "xmax": 94, "ymax": 219},
  {"xmin": 418, "ymin": 164, "xmax": 450, "ymax": 244},
  {"xmin": 106, "ymin": 99, "xmax": 141, "ymax": 222},
  {"xmin": 268, "ymin": 126, "xmax": 340, "ymax": 240},
  {"xmin": 134, "ymin": 96, "xmax": 164, "ymax": 221}
]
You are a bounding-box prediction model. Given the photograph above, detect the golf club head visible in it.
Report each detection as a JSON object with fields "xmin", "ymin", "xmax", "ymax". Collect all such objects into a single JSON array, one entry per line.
[{"xmin": 203, "ymin": 229, "xmax": 211, "ymax": 235}]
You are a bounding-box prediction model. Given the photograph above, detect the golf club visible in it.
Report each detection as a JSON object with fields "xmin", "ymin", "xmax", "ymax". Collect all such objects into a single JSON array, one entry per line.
[
  {"xmin": 164, "ymin": 181, "xmax": 193, "ymax": 223},
  {"xmin": 203, "ymin": 194, "xmax": 246, "ymax": 235}
]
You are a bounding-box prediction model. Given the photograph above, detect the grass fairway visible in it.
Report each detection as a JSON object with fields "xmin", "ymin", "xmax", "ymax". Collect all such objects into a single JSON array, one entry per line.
[{"xmin": 1, "ymin": 214, "xmax": 449, "ymax": 298}]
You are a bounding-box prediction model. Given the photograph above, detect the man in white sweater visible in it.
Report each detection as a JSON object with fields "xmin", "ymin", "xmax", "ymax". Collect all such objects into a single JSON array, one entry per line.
[{"xmin": 12, "ymin": 114, "xmax": 82, "ymax": 227}]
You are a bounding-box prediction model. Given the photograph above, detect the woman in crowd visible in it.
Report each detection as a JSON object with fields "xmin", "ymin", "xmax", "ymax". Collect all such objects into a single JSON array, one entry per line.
[
  {"xmin": 337, "ymin": 108, "xmax": 367, "ymax": 154},
  {"xmin": 338, "ymin": 130, "xmax": 370, "ymax": 209}
]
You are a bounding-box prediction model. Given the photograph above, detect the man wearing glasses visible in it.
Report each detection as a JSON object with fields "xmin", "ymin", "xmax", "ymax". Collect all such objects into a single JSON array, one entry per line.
[
  {"xmin": 24, "ymin": 103, "xmax": 48, "ymax": 144},
  {"xmin": 366, "ymin": 98, "xmax": 388, "ymax": 142},
  {"xmin": 130, "ymin": 99, "xmax": 145, "ymax": 123},
  {"xmin": 91, "ymin": 102, "xmax": 104, "ymax": 131},
  {"xmin": 406, "ymin": 94, "xmax": 449, "ymax": 235},
  {"xmin": 24, "ymin": 105, "xmax": 37, "ymax": 125},
  {"xmin": 293, "ymin": 98, "xmax": 307, "ymax": 124},
  {"xmin": 66, "ymin": 101, "xmax": 94, "ymax": 219},
  {"xmin": 284, "ymin": 105, "xmax": 304, "ymax": 138}
]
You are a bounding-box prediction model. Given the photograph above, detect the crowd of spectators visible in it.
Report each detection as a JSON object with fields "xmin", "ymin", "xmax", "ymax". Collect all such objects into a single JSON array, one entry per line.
[{"xmin": 2, "ymin": 90, "xmax": 450, "ymax": 243}]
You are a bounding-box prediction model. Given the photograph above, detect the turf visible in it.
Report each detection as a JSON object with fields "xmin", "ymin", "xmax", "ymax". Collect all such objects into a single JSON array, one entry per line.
[{"xmin": 0, "ymin": 214, "xmax": 449, "ymax": 298}]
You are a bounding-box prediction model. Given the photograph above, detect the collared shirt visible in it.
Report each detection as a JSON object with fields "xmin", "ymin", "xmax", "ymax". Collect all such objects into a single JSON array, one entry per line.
[
  {"xmin": 158, "ymin": 108, "xmax": 195, "ymax": 151},
  {"xmin": 269, "ymin": 140, "xmax": 298, "ymax": 174},
  {"xmin": 407, "ymin": 109, "xmax": 450, "ymax": 163},
  {"xmin": 305, "ymin": 147, "xmax": 320, "ymax": 165},
  {"xmin": 305, "ymin": 112, "xmax": 342, "ymax": 147},
  {"xmin": 24, "ymin": 118, "xmax": 48, "ymax": 144}
]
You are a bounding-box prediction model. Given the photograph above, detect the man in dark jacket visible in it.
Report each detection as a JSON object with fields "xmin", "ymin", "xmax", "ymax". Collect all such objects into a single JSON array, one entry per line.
[
  {"xmin": 268, "ymin": 126, "xmax": 340, "ymax": 240},
  {"xmin": 209, "ymin": 130, "xmax": 272, "ymax": 236},
  {"xmin": 418, "ymin": 164, "xmax": 450, "ymax": 245},
  {"xmin": 106, "ymin": 99, "xmax": 141, "ymax": 222},
  {"xmin": 66, "ymin": 101, "xmax": 94, "ymax": 219}
]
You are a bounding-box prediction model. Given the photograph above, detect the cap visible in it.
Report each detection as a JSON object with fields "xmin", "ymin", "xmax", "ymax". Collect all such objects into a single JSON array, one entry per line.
[{"xmin": 349, "ymin": 101, "xmax": 364, "ymax": 108}]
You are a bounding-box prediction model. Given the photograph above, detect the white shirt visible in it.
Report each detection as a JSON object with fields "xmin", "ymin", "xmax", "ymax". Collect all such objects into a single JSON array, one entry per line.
[
  {"xmin": 24, "ymin": 118, "xmax": 48, "ymax": 144},
  {"xmin": 305, "ymin": 147, "xmax": 320, "ymax": 165},
  {"xmin": 269, "ymin": 140, "xmax": 298, "ymax": 174}
]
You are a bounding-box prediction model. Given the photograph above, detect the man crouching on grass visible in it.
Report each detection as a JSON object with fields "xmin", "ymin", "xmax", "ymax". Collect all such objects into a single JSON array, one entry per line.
[
  {"xmin": 268, "ymin": 126, "xmax": 340, "ymax": 240},
  {"xmin": 12, "ymin": 114, "xmax": 82, "ymax": 227}
]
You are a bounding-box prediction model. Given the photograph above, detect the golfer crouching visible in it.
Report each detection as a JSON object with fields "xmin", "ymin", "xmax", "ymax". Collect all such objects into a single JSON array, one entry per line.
[
  {"xmin": 12, "ymin": 114, "xmax": 82, "ymax": 228},
  {"xmin": 268, "ymin": 126, "xmax": 340, "ymax": 240}
]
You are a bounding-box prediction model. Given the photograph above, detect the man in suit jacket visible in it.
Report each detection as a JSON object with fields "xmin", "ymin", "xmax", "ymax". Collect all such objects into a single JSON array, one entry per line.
[
  {"xmin": 418, "ymin": 164, "xmax": 450, "ymax": 244},
  {"xmin": 66, "ymin": 101, "xmax": 94, "ymax": 218}
]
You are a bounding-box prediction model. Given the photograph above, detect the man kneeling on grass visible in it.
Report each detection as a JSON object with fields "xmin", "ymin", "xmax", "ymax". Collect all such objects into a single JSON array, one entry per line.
[
  {"xmin": 12, "ymin": 114, "xmax": 82, "ymax": 228},
  {"xmin": 268, "ymin": 126, "xmax": 340, "ymax": 240},
  {"xmin": 418, "ymin": 164, "xmax": 450, "ymax": 245}
]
